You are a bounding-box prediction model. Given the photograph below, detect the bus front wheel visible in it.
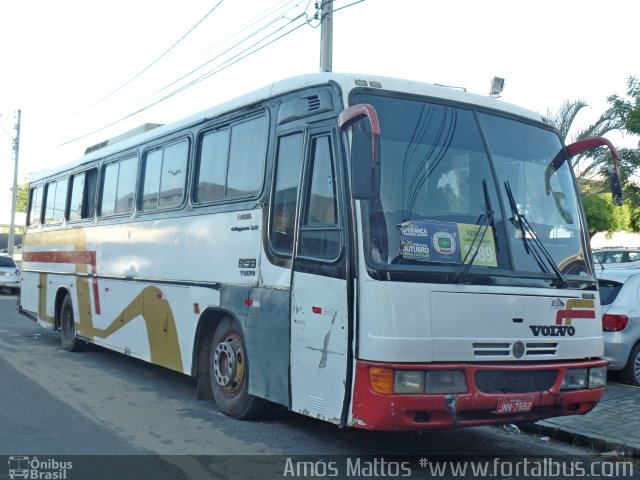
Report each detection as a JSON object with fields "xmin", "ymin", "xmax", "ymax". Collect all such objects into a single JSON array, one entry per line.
[
  {"xmin": 59, "ymin": 295, "xmax": 86, "ymax": 352},
  {"xmin": 209, "ymin": 318, "xmax": 266, "ymax": 419}
]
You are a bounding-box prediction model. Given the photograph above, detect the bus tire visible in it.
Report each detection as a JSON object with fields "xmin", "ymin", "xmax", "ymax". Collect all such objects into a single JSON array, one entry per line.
[
  {"xmin": 60, "ymin": 295, "xmax": 86, "ymax": 352},
  {"xmin": 209, "ymin": 317, "xmax": 266, "ymax": 419}
]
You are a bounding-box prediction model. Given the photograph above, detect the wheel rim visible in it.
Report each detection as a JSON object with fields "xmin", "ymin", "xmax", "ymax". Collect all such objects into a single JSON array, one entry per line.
[
  {"xmin": 212, "ymin": 333, "xmax": 245, "ymax": 396},
  {"xmin": 634, "ymin": 352, "xmax": 640, "ymax": 383}
]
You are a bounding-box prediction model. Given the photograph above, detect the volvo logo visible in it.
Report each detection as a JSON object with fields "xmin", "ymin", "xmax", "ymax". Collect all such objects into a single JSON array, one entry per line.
[
  {"xmin": 530, "ymin": 325, "xmax": 575, "ymax": 337},
  {"xmin": 512, "ymin": 341, "xmax": 525, "ymax": 358}
]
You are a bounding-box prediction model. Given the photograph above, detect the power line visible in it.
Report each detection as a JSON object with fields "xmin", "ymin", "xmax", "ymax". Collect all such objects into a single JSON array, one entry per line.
[
  {"xmin": 70, "ymin": 0, "xmax": 225, "ymax": 115},
  {"xmin": 101, "ymin": 13, "xmax": 296, "ymax": 127},
  {"xmin": 150, "ymin": 0, "xmax": 302, "ymax": 80},
  {"xmin": 59, "ymin": 0, "xmax": 365, "ymax": 147},
  {"xmin": 65, "ymin": 0, "xmax": 307, "ymax": 133},
  {"xmin": 60, "ymin": 14, "xmax": 307, "ymax": 146}
]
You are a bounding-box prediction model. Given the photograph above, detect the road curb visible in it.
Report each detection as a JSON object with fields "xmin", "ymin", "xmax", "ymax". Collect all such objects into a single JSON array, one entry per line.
[{"xmin": 519, "ymin": 421, "xmax": 640, "ymax": 458}]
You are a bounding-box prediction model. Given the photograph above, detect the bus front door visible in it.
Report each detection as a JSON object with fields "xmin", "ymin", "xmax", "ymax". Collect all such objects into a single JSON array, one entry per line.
[{"xmin": 290, "ymin": 129, "xmax": 350, "ymax": 424}]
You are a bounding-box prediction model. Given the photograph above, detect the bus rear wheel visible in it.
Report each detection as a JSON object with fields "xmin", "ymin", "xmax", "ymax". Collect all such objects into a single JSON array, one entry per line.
[
  {"xmin": 209, "ymin": 318, "xmax": 266, "ymax": 419},
  {"xmin": 60, "ymin": 295, "xmax": 86, "ymax": 352}
]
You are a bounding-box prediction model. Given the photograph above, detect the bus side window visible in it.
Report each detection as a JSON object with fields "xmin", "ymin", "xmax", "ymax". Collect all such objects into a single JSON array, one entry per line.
[
  {"xmin": 100, "ymin": 156, "xmax": 137, "ymax": 216},
  {"xmin": 68, "ymin": 168, "xmax": 97, "ymax": 221},
  {"xmin": 197, "ymin": 130, "xmax": 229, "ymax": 202},
  {"xmin": 196, "ymin": 115, "xmax": 268, "ymax": 203},
  {"xmin": 142, "ymin": 139, "xmax": 189, "ymax": 210},
  {"xmin": 44, "ymin": 178, "xmax": 68, "ymax": 224},
  {"xmin": 271, "ymin": 133, "xmax": 304, "ymax": 255},
  {"xmin": 27, "ymin": 186, "xmax": 41, "ymax": 227},
  {"xmin": 227, "ymin": 116, "xmax": 268, "ymax": 197}
]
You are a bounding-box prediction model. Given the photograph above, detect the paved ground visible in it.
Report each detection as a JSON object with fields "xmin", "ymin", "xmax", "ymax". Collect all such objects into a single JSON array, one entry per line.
[{"xmin": 532, "ymin": 382, "xmax": 640, "ymax": 456}]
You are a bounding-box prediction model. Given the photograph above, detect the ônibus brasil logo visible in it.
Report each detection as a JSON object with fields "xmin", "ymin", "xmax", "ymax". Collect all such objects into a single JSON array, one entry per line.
[
  {"xmin": 529, "ymin": 299, "xmax": 595, "ymax": 337},
  {"xmin": 8, "ymin": 456, "xmax": 72, "ymax": 480}
]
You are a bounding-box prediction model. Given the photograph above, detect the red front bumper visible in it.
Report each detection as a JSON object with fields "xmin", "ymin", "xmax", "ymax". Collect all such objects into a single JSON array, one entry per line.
[{"xmin": 351, "ymin": 359, "xmax": 606, "ymax": 431}]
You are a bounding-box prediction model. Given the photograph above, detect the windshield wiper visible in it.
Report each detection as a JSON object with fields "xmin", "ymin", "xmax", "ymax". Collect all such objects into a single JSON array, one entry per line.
[
  {"xmin": 504, "ymin": 181, "xmax": 568, "ymax": 288},
  {"xmin": 455, "ymin": 179, "xmax": 494, "ymax": 283}
]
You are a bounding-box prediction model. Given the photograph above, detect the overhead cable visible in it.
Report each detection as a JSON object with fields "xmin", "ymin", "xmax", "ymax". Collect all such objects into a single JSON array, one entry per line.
[{"xmin": 71, "ymin": 0, "xmax": 225, "ymax": 115}]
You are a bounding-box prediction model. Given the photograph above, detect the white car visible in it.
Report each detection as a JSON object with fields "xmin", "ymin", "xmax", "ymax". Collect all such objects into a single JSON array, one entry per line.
[
  {"xmin": 597, "ymin": 268, "xmax": 640, "ymax": 385},
  {"xmin": 0, "ymin": 253, "xmax": 20, "ymax": 295},
  {"xmin": 593, "ymin": 247, "xmax": 640, "ymax": 269}
]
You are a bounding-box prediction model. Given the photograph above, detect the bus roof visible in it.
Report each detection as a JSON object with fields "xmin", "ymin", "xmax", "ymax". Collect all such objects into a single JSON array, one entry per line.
[{"xmin": 32, "ymin": 72, "xmax": 549, "ymax": 182}]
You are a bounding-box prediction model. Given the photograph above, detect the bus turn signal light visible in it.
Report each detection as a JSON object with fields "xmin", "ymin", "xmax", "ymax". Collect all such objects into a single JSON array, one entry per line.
[{"xmin": 369, "ymin": 367, "xmax": 394, "ymax": 394}]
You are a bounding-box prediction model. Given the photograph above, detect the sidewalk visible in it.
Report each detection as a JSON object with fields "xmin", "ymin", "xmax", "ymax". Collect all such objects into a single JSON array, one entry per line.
[{"xmin": 530, "ymin": 382, "xmax": 640, "ymax": 456}]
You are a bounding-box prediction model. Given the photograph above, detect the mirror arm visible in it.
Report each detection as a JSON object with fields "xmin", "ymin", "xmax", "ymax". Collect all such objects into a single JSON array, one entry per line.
[
  {"xmin": 566, "ymin": 136, "xmax": 622, "ymax": 173},
  {"xmin": 565, "ymin": 136, "xmax": 624, "ymax": 206},
  {"xmin": 338, "ymin": 104, "xmax": 380, "ymax": 166}
]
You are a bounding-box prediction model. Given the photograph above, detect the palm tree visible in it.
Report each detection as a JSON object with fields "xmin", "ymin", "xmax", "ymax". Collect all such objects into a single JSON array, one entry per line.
[{"xmin": 547, "ymin": 100, "xmax": 623, "ymax": 187}]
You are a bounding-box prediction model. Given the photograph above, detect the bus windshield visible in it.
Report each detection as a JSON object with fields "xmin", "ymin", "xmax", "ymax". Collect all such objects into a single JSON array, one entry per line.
[{"xmin": 354, "ymin": 92, "xmax": 590, "ymax": 286}]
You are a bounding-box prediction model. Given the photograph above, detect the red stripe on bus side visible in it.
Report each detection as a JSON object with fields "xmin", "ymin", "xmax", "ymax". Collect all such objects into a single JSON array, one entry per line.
[{"xmin": 23, "ymin": 250, "xmax": 101, "ymax": 315}]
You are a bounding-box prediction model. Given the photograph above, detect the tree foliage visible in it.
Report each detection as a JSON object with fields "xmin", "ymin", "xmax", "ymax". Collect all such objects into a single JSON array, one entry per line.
[
  {"xmin": 549, "ymin": 76, "xmax": 640, "ymax": 237},
  {"xmin": 16, "ymin": 180, "xmax": 29, "ymax": 213},
  {"xmin": 582, "ymin": 191, "xmax": 630, "ymax": 238},
  {"xmin": 608, "ymin": 77, "xmax": 640, "ymax": 135}
]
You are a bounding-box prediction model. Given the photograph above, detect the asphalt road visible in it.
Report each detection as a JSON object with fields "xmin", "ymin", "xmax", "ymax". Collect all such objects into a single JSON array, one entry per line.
[{"xmin": 0, "ymin": 290, "xmax": 619, "ymax": 479}]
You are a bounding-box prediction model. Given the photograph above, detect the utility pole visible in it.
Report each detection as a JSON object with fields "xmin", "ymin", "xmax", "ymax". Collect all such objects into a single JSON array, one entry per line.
[
  {"xmin": 319, "ymin": 0, "xmax": 333, "ymax": 72},
  {"xmin": 8, "ymin": 109, "xmax": 21, "ymax": 257}
]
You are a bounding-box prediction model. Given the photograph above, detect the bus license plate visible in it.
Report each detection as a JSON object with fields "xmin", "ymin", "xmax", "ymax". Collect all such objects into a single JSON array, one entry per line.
[{"xmin": 496, "ymin": 396, "xmax": 534, "ymax": 414}]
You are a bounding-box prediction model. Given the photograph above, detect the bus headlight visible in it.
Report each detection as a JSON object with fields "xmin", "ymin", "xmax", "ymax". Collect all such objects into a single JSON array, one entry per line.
[
  {"xmin": 425, "ymin": 370, "xmax": 468, "ymax": 394},
  {"xmin": 394, "ymin": 370, "xmax": 425, "ymax": 394},
  {"xmin": 588, "ymin": 366, "xmax": 607, "ymax": 388},
  {"xmin": 560, "ymin": 368, "xmax": 588, "ymax": 390}
]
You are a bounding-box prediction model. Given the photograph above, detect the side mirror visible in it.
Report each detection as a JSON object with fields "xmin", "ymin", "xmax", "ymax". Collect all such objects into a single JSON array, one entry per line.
[
  {"xmin": 338, "ymin": 104, "xmax": 381, "ymax": 199},
  {"xmin": 610, "ymin": 167, "xmax": 623, "ymax": 206},
  {"xmin": 350, "ymin": 126, "xmax": 381, "ymax": 199}
]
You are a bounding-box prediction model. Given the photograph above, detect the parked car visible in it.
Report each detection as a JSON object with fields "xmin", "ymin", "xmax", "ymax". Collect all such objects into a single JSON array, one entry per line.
[
  {"xmin": 597, "ymin": 268, "xmax": 640, "ymax": 385},
  {"xmin": 593, "ymin": 247, "xmax": 640, "ymax": 267},
  {"xmin": 0, "ymin": 253, "xmax": 20, "ymax": 295}
]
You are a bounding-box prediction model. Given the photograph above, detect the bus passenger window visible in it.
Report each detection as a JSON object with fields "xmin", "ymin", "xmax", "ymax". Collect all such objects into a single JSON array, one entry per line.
[
  {"xmin": 227, "ymin": 116, "xmax": 268, "ymax": 197},
  {"xmin": 197, "ymin": 130, "xmax": 229, "ymax": 202},
  {"xmin": 100, "ymin": 156, "xmax": 137, "ymax": 216},
  {"xmin": 27, "ymin": 186, "xmax": 41, "ymax": 227},
  {"xmin": 141, "ymin": 139, "xmax": 188, "ymax": 210},
  {"xmin": 44, "ymin": 178, "xmax": 68, "ymax": 224},
  {"xmin": 196, "ymin": 115, "xmax": 267, "ymax": 203},
  {"xmin": 271, "ymin": 133, "xmax": 303, "ymax": 254},
  {"xmin": 68, "ymin": 169, "xmax": 97, "ymax": 221}
]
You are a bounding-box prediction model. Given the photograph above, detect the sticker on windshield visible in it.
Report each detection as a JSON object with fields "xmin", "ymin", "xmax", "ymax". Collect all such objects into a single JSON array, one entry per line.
[
  {"xmin": 398, "ymin": 220, "xmax": 498, "ymax": 267},
  {"xmin": 398, "ymin": 220, "xmax": 461, "ymax": 263},
  {"xmin": 458, "ymin": 223, "xmax": 498, "ymax": 267}
]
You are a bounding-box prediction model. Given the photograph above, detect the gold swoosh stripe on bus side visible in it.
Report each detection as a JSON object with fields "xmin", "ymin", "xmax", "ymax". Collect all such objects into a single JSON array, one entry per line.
[{"xmin": 24, "ymin": 229, "xmax": 184, "ymax": 373}]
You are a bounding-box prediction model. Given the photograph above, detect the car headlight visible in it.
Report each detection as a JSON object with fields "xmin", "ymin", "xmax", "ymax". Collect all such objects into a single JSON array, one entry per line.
[
  {"xmin": 560, "ymin": 368, "xmax": 588, "ymax": 390},
  {"xmin": 425, "ymin": 370, "xmax": 468, "ymax": 394},
  {"xmin": 588, "ymin": 366, "xmax": 607, "ymax": 388},
  {"xmin": 394, "ymin": 370, "xmax": 425, "ymax": 394}
]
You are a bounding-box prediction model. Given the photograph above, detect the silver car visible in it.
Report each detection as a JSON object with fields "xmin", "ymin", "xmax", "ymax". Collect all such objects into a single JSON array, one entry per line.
[
  {"xmin": 598, "ymin": 268, "xmax": 640, "ymax": 385},
  {"xmin": 0, "ymin": 254, "xmax": 20, "ymax": 295}
]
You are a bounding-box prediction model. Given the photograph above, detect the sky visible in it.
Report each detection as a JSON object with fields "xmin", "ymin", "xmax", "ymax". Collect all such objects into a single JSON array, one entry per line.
[{"xmin": 0, "ymin": 0, "xmax": 638, "ymax": 223}]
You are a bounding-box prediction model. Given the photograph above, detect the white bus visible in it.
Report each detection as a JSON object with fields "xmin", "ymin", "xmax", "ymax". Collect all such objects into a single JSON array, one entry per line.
[{"xmin": 19, "ymin": 73, "xmax": 623, "ymax": 430}]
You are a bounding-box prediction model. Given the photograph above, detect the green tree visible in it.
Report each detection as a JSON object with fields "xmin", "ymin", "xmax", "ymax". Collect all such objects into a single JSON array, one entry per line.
[
  {"xmin": 16, "ymin": 179, "xmax": 29, "ymax": 213},
  {"xmin": 549, "ymin": 79, "xmax": 640, "ymax": 237},
  {"xmin": 608, "ymin": 76, "xmax": 640, "ymax": 135},
  {"xmin": 582, "ymin": 192, "xmax": 630, "ymax": 238},
  {"xmin": 547, "ymin": 100, "xmax": 622, "ymax": 185}
]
